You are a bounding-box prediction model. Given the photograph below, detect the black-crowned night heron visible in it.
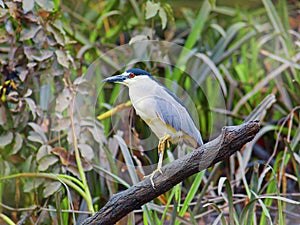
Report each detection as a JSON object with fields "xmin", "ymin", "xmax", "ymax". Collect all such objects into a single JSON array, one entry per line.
[{"xmin": 103, "ymin": 68, "xmax": 203, "ymax": 188}]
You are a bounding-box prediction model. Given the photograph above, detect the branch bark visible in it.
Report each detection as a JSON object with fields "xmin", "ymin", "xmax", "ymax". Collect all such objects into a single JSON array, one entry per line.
[{"xmin": 81, "ymin": 121, "xmax": 260, "ymax": 225}]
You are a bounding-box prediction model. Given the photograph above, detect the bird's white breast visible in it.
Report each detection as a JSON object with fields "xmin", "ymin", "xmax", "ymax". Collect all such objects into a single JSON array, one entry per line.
[{"xmin": 127, "ymin": 76, "xmax": 183, "ymax": 141}]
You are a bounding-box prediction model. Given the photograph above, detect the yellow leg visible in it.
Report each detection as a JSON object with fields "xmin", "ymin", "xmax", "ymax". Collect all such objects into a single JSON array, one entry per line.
[{"xmin": 146, "ymin": 134, "xmax": 171, "ymax": 189}]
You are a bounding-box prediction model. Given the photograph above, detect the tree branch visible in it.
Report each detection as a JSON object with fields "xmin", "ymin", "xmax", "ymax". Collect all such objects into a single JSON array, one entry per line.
[{"xmin": 81, "ymin": 121, "xmax": 260, "ymax": 225}]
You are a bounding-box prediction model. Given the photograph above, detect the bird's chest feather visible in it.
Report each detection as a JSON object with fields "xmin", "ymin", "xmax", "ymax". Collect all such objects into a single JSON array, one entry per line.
[
  {"xmin": 128, "ymin": 85, "xmax": 182, "ymax": 140},
  {"xmin": 130, "ymin": 92, "xmax": 157, "ymax": 121},
  {"xmin": 128, "ymin": 82, "xmax": 158, "ymax": 120}
]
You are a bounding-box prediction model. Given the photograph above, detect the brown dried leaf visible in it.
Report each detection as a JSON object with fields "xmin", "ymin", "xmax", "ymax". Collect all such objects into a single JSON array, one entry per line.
[
  {"xmin": 38, "ymin": 9, "xmax": 50, "ymax": 19},
  {"xmin": 8, "ymin": 154, "xmax": 24, "ymax": 164},
  {"xmin": 51, "ymin": 147, "xmax": 92, "ymax": 171},
  {"xmin": 0, "ymin": 7, "xmax": 7, "ymax": 18},
  {"xmin": 0, "ymin": 104, "xmax": 7, "ymax": 126},
  {"xmin": 0, "ymin": 27, "xmax": 9, "ymax": 44},
  {"xmin": 22, "ymin": 12, "xmax": 39, "ymax": 23},
  {"xmin": 5, "ymin": 2, "xmax": 17, "ymax": 18},
  {"xmin": 50, "ymin": 147, "xmax": 70, "ymax": 166},
  {"xmin": 41, "ymin": 117, "xmax": 50, "ymax": 133}
]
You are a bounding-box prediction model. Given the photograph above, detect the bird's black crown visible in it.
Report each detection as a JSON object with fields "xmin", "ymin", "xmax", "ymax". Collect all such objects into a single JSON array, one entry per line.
[{"xmin": 126, "ymin": 68, "xmax": 152, "ymax": 76}]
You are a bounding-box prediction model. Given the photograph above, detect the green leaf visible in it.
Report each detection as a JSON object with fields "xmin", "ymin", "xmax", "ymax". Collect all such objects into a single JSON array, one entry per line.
[
  {"xmin": 38, "ymin": 156, "xmax": 58, "ymax": 171},
  {"xmin": 55, "ymin": 88, "xmax": 71, "ymax": 113},
  {"xmin": 46, "ymin": 24, "xmax": 65, "ymax": 46},
  {"xmin": 218, "ymin": 177, "xmax": 238, "ymax": 225},
  {"xmin": 22, "ymin": 0, "xmax": 35, "ymax": 13},
  {"xmin": 78, "ymin": 143, "xmax": 94, "ymax": 161},
  {"xmin": 43, "ymin": 181, "xmax": 62, "ymax": 197},
  {"xmin": 24, "ymin": 97, "xmax": 37, "ymax": 120},
  {"xmin": 145, "ymin": 1, "xmax": 160, "ymax": 19},
  {"xmin": 129, "ymin": 35, "xmax": 149, "ymax": 45},
  {"xmin": 28, "ymin": 123, "xmax": 47, "ymax": 142},
  {"xmin": 55, "ymin": 50, "xmax": 70, "ymax": 68},
  {"xmin": 217, "ymin": 177, "xmax": 226, "ymax": 195},
  {"xmin": 37, "ymin": 145, "xmax": 51, "ymax": 161},
  {"xmin": 252, "ymin": 191, "xmax": 274, "ymax": 225},
  {"xmin": 24, "ymin": 179, "xmax": 44, "ymax": 192},
  {"xmin": 172, "ymin": 0, "xmax": 211, "ymax": 81},
  {"xmin": 0, "ymin": 132, "xmax": 13, "ymax": 147},
  {"xmin": 32, "ymin": 50, "xmax": 54, "ymax": 62},
  {"xmin": 208, "ymin": 0, "xmax": 216, "ymax": 7},
  {"xmin": 11, "ymin": 133, "xmax": 23, "ymax": 155},
  {"xmin": 178, "ymin": 171, "xmax": 204, "ymax": 219},
  {"xmin": 93, "ymin": 164, "xmax": 130, "ymax": 188},
  {"xmin": 114, "ymin": 134, "xmax": 139, "ymax": 185},
  {"xmin": 0, "ymin": 0, "xmax": 4, "ymax": 8},
  {"xmin": 20, "ymin": 26, "xmax": 41, "ymax": 41},
  {"xmin": 0, "ymin": 213, "xmax": 15, "ymax": 225},
  {"xmin": 35, "ymin": 0, "xmax": 54, "ymax": 11},
  {"xmin": 158, "ymin": 7, "xmax": 167, "ymax": 29},
  {"xmin": 159, "ymin": 188, "xmax": 176, "ymax": 225}
]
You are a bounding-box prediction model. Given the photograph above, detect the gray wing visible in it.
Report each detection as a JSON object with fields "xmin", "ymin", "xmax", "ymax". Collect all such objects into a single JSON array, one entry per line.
[
  {"xmin": 155, "ymin": 96, "xmax": 181, "ymax": 131},
  {"xmin": 154, "ymin": 88, "xmax": 203, "ymax": 147}
]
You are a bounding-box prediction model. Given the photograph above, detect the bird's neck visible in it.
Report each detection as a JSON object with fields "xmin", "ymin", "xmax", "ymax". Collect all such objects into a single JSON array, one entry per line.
[{"xmin": 128, "ymin": 78, "xmax": 158, "ymax": 101}]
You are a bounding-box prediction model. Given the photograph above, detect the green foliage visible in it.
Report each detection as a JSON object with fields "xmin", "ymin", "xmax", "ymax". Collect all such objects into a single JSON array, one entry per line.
[{"xmin": 0, "ymin": 0, "xmax": 299, "ymax": 224}]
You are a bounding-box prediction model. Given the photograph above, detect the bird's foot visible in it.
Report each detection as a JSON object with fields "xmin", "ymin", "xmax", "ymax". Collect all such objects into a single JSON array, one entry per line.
[
  {"xmin": 144, "ymin": 167, "xmax": 163, "ymax": 189},
  {"xmin": 144, "ymin": 134, "xmax": 171, "ymax": 189}
]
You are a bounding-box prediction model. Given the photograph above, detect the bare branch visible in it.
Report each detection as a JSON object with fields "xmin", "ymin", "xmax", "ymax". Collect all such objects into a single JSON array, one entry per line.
[{"xmin": 81, "ymin": 121, "xmax": 260, "ymax": 225}]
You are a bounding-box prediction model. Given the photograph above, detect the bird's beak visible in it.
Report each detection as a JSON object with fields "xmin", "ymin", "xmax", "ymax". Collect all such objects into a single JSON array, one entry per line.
[{"xmin": 102, "ymin": 74, "xmax": 127, "ymax": 84}]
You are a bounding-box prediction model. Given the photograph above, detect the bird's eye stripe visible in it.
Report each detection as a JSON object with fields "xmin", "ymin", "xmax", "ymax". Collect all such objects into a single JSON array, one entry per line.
[{"xmin": 129, "ymin": 73, "xmax": 135, "ymax": 78}]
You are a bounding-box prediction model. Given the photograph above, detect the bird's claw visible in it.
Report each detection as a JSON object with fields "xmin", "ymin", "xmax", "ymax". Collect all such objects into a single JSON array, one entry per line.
[{"xmin": 144, "ymin": 168, "xmax": 163, "ymax": 189}]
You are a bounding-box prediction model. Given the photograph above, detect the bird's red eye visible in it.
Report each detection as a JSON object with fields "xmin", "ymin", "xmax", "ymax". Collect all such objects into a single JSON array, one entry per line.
[{"xmin": 129, "ymin": 73, "xmax": 135, "ymax": 78}]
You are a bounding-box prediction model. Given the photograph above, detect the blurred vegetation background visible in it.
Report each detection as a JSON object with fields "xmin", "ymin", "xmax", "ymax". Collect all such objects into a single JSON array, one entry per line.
[{"xmin": 0, "ymin": 0, "xmax": 299, "ymax": 224}]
